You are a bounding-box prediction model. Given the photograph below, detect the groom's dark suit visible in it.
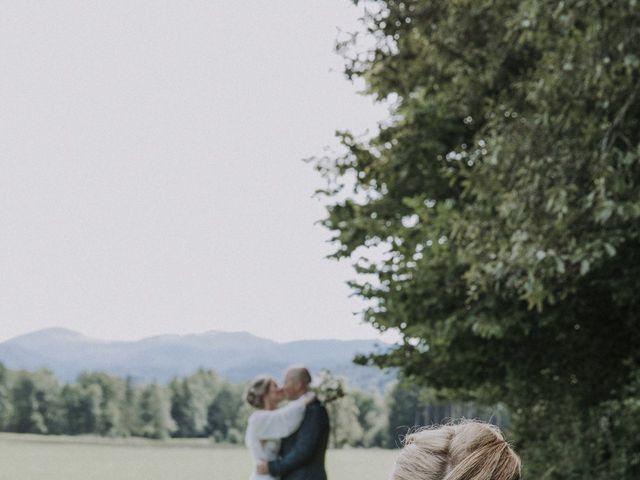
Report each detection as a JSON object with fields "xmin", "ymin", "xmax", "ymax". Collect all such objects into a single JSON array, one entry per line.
[{"xmin": 267, "ymin": 399, "xmax": 330, "ymax": 480}]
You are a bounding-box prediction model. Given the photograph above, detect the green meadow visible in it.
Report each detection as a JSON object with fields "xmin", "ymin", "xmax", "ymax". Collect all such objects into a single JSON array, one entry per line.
[{"xmin": 0, "ymin": 433, "xmax": 397, "ymax": 480}]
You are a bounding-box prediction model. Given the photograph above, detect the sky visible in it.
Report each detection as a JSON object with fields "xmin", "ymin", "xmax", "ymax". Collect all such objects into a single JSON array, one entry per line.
[{"xmin": 0, "ymin": 1, "xmax": 400, "ymax": 344}]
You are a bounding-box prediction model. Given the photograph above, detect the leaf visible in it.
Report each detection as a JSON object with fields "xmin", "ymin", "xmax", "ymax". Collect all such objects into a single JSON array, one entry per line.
[
  {"xmin": 604, "ymin": 243, "xmax": 617, "ymax": 257},
  {"xmin": 596, "ymin": 205, "xmax": 614, "ymax": 224},
  {"xmin": 622, "ymin": 152, "xmax": 636, "ymax": 166},
  {"xmin": 580, "ymin": 259, "xmax": 590, "ymax": 275},
  {"xmin": 624, "ymin": 54, "xmax": 640, "ymax": 68}
]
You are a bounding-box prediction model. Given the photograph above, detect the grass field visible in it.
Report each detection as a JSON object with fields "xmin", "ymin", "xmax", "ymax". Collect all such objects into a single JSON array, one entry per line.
[{"xmin": 0, "ymin": 433, "xmax": 398, "ymax": 480}]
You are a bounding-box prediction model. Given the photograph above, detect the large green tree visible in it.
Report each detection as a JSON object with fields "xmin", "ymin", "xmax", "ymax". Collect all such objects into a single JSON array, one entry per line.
[
  {"xmin": 77, "ymin": 372, "xmax": 127, "ymax": 436},
  {"xmin": 318, "ymin": 1, "xmax": 640, "ymax": 477},
  {"xmin": 205, "ymin": 385, "xmax": 244, "ymax": 442},
  {"xmin": 169, "ymin": 369, "xmax": 221, "ymax": 438},
  {"xmin": 60, "ymin": 383, "xmax": 100, "ymax": 434},
  {"xmin": 137, "ymin": 383, "xmax": 175, "ymax": 439},
  {"xmin": 9, "ymin": 369, "xmax": 62, "ymax": 434}
]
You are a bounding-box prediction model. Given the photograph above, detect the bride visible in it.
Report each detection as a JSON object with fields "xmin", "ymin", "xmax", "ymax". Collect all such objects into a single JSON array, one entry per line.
[{"xmin": 244, "ymin": 374, "xmax": 315, "ymax": 480}]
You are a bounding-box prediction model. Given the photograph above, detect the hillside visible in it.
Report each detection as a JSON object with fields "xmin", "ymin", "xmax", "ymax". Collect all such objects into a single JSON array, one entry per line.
[{"xmin": 0, "ymin": 328, "xmax": 395, "ymax": 391}]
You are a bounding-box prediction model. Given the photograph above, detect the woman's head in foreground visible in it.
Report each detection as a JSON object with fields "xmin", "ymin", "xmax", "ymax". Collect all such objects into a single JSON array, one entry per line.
[{"xmin": 392, "ymin": 421, "xmax": 521, "ymax": 480}]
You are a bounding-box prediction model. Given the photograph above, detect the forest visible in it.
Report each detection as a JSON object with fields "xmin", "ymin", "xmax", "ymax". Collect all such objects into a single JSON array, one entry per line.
[{"xmin": 0, "ymin": 362, "xmax": 490, "ymax": 449}]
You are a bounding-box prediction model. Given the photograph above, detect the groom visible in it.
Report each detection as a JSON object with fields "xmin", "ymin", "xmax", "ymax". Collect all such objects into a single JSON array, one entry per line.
[{"xmin": 257, "ymin": 366, "xmax": 330, "ymax": 480}]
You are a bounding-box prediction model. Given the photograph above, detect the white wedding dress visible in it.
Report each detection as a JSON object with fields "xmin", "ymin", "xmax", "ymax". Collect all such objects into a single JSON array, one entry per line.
[{"xmin": 245, "ymin": 393, "xmax": 313, "ymax": 480}]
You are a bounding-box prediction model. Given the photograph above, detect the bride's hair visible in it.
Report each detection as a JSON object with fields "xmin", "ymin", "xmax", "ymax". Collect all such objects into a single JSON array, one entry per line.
[
  {"xmin": 244, "ymin": 375, "xmax": 274, "ymax": 409},
  {"xmin": 392, "ymin": 420, "xmax": 521, "ymax": 480}
]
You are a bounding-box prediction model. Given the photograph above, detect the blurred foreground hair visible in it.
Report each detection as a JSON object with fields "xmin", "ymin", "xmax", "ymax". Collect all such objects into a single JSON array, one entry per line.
[{"xmin": 392, "ymin": 420, "xmax": 521, "ymax": 480}]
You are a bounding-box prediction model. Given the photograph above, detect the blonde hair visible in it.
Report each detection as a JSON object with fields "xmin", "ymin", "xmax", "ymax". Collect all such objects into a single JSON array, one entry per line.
[
  {"xmin": 392, "ymin": 421, "xmax": 521, "ymax": 480},
  {"xmin": 244, "ymin": 375, "xmax": 274, "ymax": 409}
]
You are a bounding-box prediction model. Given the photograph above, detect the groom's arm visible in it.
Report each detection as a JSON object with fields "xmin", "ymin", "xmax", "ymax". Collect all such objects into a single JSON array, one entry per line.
[{"xmin": 267, "ymin": 405, "xmax": 328, "ymax": 477}]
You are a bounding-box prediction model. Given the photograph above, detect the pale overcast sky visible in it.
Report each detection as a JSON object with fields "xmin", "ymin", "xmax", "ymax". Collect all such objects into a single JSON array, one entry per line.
[{"xmin": 0, "ymin": 1, "xmax": 399, "ymax": 343}]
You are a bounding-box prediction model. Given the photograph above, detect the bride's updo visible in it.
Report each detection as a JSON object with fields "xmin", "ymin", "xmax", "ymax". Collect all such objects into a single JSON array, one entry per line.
[
  {"xmin": 392, "ymin": 421, "xmax": 521, "ymax": 480},
  {"xmin": 244, "ymin": 375, "xmax": 274, "ymax": 409}
]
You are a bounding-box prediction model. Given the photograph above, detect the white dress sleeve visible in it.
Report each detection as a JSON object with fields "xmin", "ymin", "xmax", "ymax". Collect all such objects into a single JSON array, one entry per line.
[{"xmin": 248, "ymin": 393, "xmax": 312, "ymax": 440}]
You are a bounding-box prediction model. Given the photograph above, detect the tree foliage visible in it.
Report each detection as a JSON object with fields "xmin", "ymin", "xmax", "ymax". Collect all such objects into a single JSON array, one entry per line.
[
  {"xmin": 10, "ymin": 369, "xmax": 62, "ymax": 434},
  {"xmin": 138, "ymin": 383, "xmax": 175, "ymax": 439},
  {"xmin": 316, "ymin": 1, "xmax": 640, "ymax": 477},
  {"xmin": 0, "ymin": 363, "xmax": 12, "ymax": 431},
  {"xmin": 315, "ymin": 371, "xmax": 363, "ymax": 448},
  {"xmin": 0, "ymin": 363, "xmax": 393, "ymax": 448}
]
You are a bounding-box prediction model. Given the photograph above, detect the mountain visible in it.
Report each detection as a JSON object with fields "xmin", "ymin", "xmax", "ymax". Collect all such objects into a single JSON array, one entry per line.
[{"xmin": 0, "ymin": 328, "xmax": 395, "ymax": 391}]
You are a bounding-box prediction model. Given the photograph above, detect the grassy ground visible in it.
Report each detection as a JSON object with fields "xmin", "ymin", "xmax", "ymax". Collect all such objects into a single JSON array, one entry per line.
[{"xmin": 0, "ymin": 433, "xmax": 398, "ymax": 480}]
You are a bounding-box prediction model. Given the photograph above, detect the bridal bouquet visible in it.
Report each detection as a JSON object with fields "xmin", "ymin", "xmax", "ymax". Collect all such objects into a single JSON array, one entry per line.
[{"xmin": 312, "ymin": 369, "xmax": 346, "ymax": 404}]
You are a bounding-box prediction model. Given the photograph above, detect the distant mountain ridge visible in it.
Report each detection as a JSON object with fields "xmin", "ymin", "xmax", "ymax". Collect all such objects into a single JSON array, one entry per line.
[{"xmin": 0, "ymin": 328, "xmax": 395, "ymax": 391}]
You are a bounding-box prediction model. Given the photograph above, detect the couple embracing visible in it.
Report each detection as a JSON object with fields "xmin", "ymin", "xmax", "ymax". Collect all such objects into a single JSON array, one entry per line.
[{"xmin": 244, "ymin": 366, "xmax": 330, "ymax": 480}]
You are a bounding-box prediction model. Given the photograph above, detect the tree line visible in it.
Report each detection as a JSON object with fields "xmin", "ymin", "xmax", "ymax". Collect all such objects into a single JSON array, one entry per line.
[{"xmin": 0, "ymin": 362, "xmax": 487, "ymax": 448}]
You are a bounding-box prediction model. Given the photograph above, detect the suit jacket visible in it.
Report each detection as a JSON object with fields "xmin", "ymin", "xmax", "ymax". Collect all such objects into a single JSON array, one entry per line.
[{"xmin": 267, "ymin": 399, "xmax": 330, "ymax": 480}]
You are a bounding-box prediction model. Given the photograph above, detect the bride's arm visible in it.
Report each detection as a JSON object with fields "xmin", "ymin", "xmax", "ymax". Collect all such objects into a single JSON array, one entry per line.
[{"xmin": 248, "ymin": 393, "xmax": 315, "ymax": 440}]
